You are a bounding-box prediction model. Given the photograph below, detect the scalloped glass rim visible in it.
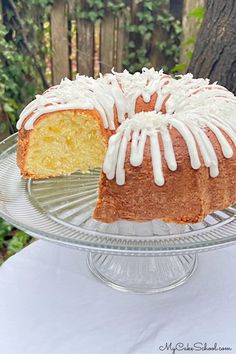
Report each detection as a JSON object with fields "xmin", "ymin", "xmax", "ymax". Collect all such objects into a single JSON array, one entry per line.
[{"xmin": 0, "ymin": 133, "xmax": 236, "ymax": 256}]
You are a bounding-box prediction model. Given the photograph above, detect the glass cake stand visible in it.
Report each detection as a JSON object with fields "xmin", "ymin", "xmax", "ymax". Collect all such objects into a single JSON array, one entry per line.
[{"xmin": 1, "ymin": 133, "xmax": 236, "ymax": 294}]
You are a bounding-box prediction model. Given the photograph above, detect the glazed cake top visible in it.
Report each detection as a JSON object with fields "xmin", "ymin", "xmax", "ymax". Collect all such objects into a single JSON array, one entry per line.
[
  {"xmin": 17, "ymin": 68, "xmax": 236, "ymax": 185},
  {"xmin": 18, "ymin": 68, "xmax": 171, "ymax": 130},
  {"xmin": 17, "ymin": 67, "xmax": 234, "ymax": 130}
]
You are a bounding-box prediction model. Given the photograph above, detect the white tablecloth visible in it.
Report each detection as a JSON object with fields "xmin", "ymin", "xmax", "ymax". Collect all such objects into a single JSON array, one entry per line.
[{"xmin": 0, "ymin": 240, "xmax": 236, "ymax": 354}]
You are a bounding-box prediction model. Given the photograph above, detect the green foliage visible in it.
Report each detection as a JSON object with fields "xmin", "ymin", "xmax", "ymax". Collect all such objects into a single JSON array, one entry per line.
[
  {"xmin": 0, "ymin": 0, "xmax": 52, "ymax": 133},
  {"xmin": 0, "ymin": 0, "xmax": 50, "ymax": 262},
  {"xmin": 76, "ymin": 0, "xmax": 126, "ymax": 21},
  {"xmin": 189, "ymin": 6, "xmax": 205, "ymax": 21},
  {"xmin": 183, "ymin": 37, "xmax": 196, "ymax": 46},
  {"xmin": 8, "ymin": 231, "xmax": 31, "ymax": 255},
  {"xmin": 171, "ymin": 63, "xmax": 187, "ymax": 73},
  {"xmin": 156, "ymin": 10, "xmax": 182, "ymax": 69},
  {"xmin": 0, "ymin": 218, "xmax": 31, "ymax": 265},
  {"xmin": 172, "ymin": 6, "xmax": 205, "ymax": 74},
  {"xmin": 76, "ymin": 0, "xmax": 104, "ymax": 21},
  {"xmin": 124, "ymin": 0, "xmax": 182, "ymax": 73},
  {"xmin": 76, "ymin": 0, "xmax": 181, "ymax": 73},
  {"xmin": 0, "ymin": 219, "xmax": 13, "ymax": 248},
  {"xmin": 0, "ymin": 23, "xmax": 38, "ymax": 131}
]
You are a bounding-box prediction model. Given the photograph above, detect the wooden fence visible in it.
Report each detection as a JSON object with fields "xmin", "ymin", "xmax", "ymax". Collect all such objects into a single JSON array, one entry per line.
[
  {"xmin": 0, "ymin": 0, "xmax": 183, "ymax": 86},
  {"xmin": 0, "ymin": 0, "xmax": 183, "ymax": 139},
  {"xmin": 51, "ymin": 0, "xmax": 128, "ymax": 84},
  {"xmin": 50, "ymin": 0, "xmax": 181, "ymax": 84}
]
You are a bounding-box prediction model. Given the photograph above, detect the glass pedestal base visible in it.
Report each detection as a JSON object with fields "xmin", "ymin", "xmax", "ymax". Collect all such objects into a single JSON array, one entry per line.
[{"xmin": 87, "ymin": 253, "xmax": 198, "ymax": 294}]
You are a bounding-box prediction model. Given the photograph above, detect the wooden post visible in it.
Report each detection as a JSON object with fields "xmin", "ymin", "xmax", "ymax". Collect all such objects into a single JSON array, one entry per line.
[
  {"xmin": 76, "ymin": 20, "xmax": 94, "ymax": 76},
  {"xmin": 150, "ymin": 26, "xmax": 170, "ymax": 70},
  {"xmin": 130, "ymin": 0, "xmax": 142, "ymax": 50},
  {"xmin": 100, "ymin": 13, "xmax": 115, "ymax": 73},
  {"xmin": 116, "ymin": 15, "xmax": 125, "ymax": 72},
  {"xmin": 51, "ymin": 0, "xmax": 70, "ymax": 84},
  {"xmin": 180, "ymin": 0, "xmax": 205, "ymax": 70},
  {"xmin": 169, "ymin": 0, "xmax": 183, "ymax": 20},
  {"xmin": 76, "ymin": 0, "xmax": 94, "ymax": 76},
  {"xmin": 149, "ymin": 2, "xmax": 175, "ymax": 70}
]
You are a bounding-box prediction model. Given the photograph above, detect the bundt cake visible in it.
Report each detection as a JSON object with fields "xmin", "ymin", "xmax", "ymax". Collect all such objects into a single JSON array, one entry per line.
[{"xmin": 16, "ymin": 68, "xmax": 236, "ymax": 224}]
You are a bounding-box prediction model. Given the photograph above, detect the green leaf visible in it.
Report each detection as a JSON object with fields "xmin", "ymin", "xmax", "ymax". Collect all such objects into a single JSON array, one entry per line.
[
  {"xmin": 0, "ymin": 218, "xmax": 13, "ymax": 232},
  {"xmin": 138, "ymin": 25, "xmax": 148, "ymax": 35},
  {"xmin": 8, "ymin": 231, "xmax": 30, "ymax": 254},
  {"xmin": 186, "ymin": 51, "xmax": 193, "ymax": 59},
  {"xmin": 0, "ymin": 122, "xmax": 9, "ymax": 133},
  {"xmin": 171, "ymin": 63, "xmax": 187, "ymax": 73},
  {"xmin": 3, "ymin": 103, "xmax": 14, "ymax": 113},
  {"xmin": 184, "ymin": 37, "xmax": 196, "ymax": 46},
  {"xmin": 189, "ymin": 7, "xmax": 205, "ymax": 20},
  {"xmin": 0, "ymin": 235, "xmax": 4, "ymax": 248},
  {"xmin": 145, "ymin": 2, "xmax": 153, "ymax": 11}
]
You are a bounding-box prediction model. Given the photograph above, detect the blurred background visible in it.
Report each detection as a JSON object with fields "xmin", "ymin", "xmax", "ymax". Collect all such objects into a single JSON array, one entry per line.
[{"xmin": 1, "ymin": 0, "xmax": 235, "ymax": 262}]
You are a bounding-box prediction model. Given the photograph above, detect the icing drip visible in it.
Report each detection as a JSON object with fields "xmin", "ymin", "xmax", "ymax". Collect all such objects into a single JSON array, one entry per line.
[
  {"xmin": 150, "ymin": 133, "xmax": 164, "ymax": 186},
  {"xmin": 17, "ymin": 67, "xmax": 168, "ymax": 130},
  {"xmin": 130, "ymin": 129, "xmax": 147, "ymax": 166},
  {"xmin": 104, "ymin": 67, "xmax": 170, "ymax": 117},
  {"xmin": 17, "ymin": 67, "xmax": 236, "ymax": 140},
  {"xmin": 103, "ymin": 110, "xmax": 236, "ymax": 186},
  {"xmin": 17, "ymin": 76, "xmax": 117, "ymax": 130},
  {"xmin": 17, "ymin": 67, "xmax": 236, "ymax": 185}
]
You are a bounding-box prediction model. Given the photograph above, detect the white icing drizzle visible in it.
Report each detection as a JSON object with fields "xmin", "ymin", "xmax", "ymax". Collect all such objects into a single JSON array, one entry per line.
[
  {"xmin": 18, "ymin": 68, "xmax": 236, "ymax": 138},
  {"xmin": 17, "ymin": 67, "xmax": 168, "ymax": 130},
  {"xmin": 161, "ymin": 126, "xmax": 177, "ymax": 171},
  {"xmin": 150, "ymin": 133, "xmax": 164, "ymax": 186},
  {"xmin": 103, "ymin": 110, "xmax": 236, "ymax": 186},
  {"xmin": 101, "ymin": 67, "xmax": 169, "ymax": 119},
  {"xmin": 130, "ymin": 129, "xmax": 147, "ymax": 166},
  {"xmin": 17, "ymin": 67, "xmax": 236, "ymax": 185},
  {"xmin": 17, "ymin": 75, "xmax": 117, "ymax": 130}
]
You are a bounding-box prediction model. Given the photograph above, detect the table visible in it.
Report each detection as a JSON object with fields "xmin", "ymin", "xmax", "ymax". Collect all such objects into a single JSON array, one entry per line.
[{"xmin": 0, "ymin": 240, "xmax": 236, "ymax": 354}]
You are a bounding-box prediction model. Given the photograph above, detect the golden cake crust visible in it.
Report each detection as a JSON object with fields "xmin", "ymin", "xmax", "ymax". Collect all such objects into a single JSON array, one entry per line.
[{"xmin": 93, "ymin": 128, "xmax": 236, "ymax": 223}]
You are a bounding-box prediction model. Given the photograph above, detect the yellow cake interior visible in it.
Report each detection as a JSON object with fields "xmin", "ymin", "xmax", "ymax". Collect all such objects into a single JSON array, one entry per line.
[{"xmin": 25, "ymin": 110, "xmax": 107, "ymax": 178}]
